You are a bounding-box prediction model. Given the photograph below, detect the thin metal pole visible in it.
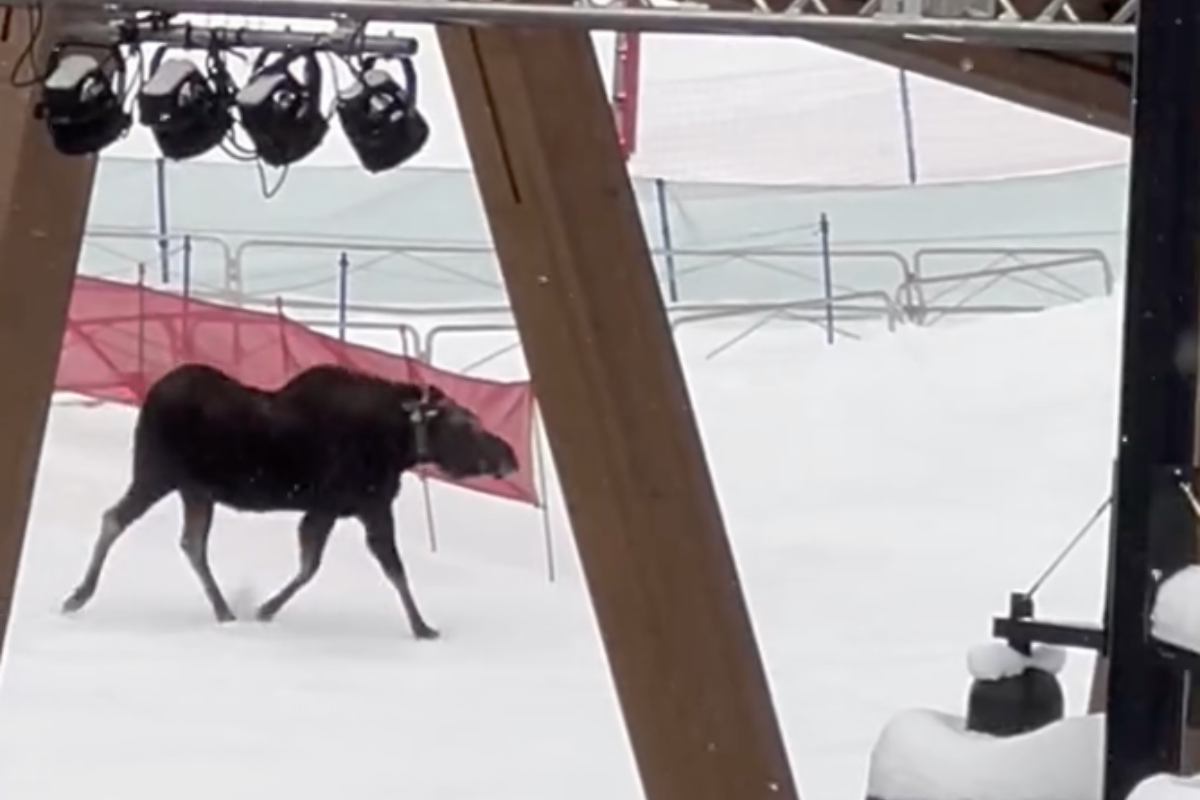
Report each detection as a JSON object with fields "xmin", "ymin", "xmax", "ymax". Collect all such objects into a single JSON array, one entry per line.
[
  {"xmin": 153, "ymin": 157, "xmax": 170, "ymax": 284},
  {"xmin": 1102, "ymin": 2, "xmax": 1200, "ymax": 800},
  {"xmin": 533, "ymin": 413, "xmax": 556, "ymax": 583},
  {"xmin": 653, "ymin": 177, "xmax": 679, "ymax": 304},
  {"xmin": 181, "ymin": 235, "xmax": 193, "ymax": 360},
  {"xmin": 50, "ymin": 0, "xmax": 1135, "ymax": 51},
  {"xmin": 136, "ymin": 261, "xmax": 147, "ymax": 396},
  {"xmin": 420, "ymin": 476, "xmax": 439, "ymax": 552},
  {"xmin": 182, "ymin": 235, "xmax": 192, "ymax": 300},
  {"xmin": 818, "ymin": 213, "xmax": 834, "ymax": 345},
  {"xmin": 337, "ymin": 251, "xmax": 349, "ymax": 342},
  {"xmin": 897, "ymin": 70, "xmax": 919, "ymax": 185}
]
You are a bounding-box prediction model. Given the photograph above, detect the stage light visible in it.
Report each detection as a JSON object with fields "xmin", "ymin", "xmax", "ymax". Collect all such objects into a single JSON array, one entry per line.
[
  {"xmin": 236, "ymin": 48, "xmax": 329, "ymax": 168},
  {"xmin": 337, "ymin": 56, "xmax": 430, "ymax": 174},
  {"xmin": 35, "ymin": 47, "xmax": 132, "ymax": 157},
  {"xmin": 137, "ymin": 47, "xmax": 235, "ymax": 161}
]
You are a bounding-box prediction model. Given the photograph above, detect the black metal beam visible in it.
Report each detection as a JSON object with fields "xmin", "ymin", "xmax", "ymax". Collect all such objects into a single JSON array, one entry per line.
[
  {"xmin": 1102, "ymin": 2, "xmax": 1200, "ymax": 799},
  {"xmin": 1157, "ymin": 642, "xmax": 1200, "ymax": 676},
  {"xmin": 991, "ymin": 617, "xmax": 1107, "ymax": 652}
]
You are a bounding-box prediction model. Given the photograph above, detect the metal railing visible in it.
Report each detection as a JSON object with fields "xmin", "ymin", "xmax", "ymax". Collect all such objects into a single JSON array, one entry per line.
[
  {"xmin": 899, "ymin": 246, "xmax": 1114, "ymax": 326},
  {"xmin": 84, "ymin": 227, "xmax": 238, "ymax": 294},
  {"xmin": 77, "ymin": 229, "xmax": 1120, "ymax": 344}
]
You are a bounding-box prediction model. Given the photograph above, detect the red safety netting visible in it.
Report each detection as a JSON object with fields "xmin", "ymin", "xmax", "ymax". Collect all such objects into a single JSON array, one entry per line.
[{"xmin": 56, "ymin": 275, "xmax": 539, "ymax": 507}]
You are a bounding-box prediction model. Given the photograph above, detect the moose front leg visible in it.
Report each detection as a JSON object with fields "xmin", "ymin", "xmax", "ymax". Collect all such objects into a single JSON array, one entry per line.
[
  {"xmin": 357, "ymin": 503, "xmax": 439, "ymax": 640},
  {"xmin": 179, "ymin": 491, "xmax": 235, "ymax": 623}
]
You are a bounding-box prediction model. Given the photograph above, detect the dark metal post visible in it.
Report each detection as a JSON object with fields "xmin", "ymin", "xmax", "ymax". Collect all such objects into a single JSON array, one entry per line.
[
  {"xmin": 154, "ymin": 156, "xmax": 171, "ymax": 284},
  {"xmin": 181, "ymin": 235, "xmax": 192, "ymax": 300},
  {"xmin": 181, "ymin": 235, "xmax": 193, "ymax": 360},
  {"xmin": 653, "ymin": 177, "xmax": 678, "ymax": 304},
  {"xmin": 1103, "ymin": 4, "xmax": 1200, "ymax": 800},
  {"xmin": 897, "ymin": 69, "xmax": 918, "ymax": 186},
  {"xmin": 337, "ymin": 251, "xmax": 350, "ymax": 341},
  {"xmin": 818, "ymin": 213, "xmax": 834, "ymax": 345}
]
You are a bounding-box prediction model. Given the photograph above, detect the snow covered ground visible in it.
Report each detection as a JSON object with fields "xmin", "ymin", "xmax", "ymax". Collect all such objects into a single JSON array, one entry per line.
[{"xmin": 0, "ymin": 298, "xmax": 1124, "ymax": 800}]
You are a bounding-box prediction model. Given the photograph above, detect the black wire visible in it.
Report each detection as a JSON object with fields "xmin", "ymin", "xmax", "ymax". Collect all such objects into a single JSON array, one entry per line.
[
  {"xmin": 9, "ymin": 4, "xmax": 46, "ymax": 89},
  {"xmin": 245, "ymin": 43, "xmax": 338, "ymax": 202},
  {"xmin": 1025, "ymin": 495, "xmax": 1113, "ymax": 597},
  {"xmin": 257, "ymin": 162, "xmax": 289, "ymax": 200}
]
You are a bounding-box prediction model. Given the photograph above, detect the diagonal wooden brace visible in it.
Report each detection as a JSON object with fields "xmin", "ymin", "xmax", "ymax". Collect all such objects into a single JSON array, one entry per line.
[
  {"xmin": 439, "ymin": 24, "xmax": 801, "ymax": 800},
  {"xmin": 0, "ymin": 7, "xmax": 100, "ymax": 657}
]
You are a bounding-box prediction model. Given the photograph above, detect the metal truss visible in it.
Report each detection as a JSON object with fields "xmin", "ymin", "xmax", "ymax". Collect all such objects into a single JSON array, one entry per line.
[
  {"xmin": 9, "ymin": 0, "xmax": 1134, "ymax": 52},
  {"xmin": 731, "ymin": 0, "xmax": 1136, "ymax": 25}
]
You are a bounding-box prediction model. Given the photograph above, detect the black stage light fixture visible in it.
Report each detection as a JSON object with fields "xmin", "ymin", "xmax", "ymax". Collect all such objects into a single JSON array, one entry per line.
[
  {"xmin": 236, "ymin": 48, "xmax": 329, "ymax": 168},
  {"xmin": 137, "ymin": 46, "xmax": 235, "ymax": 161},
  {"xmin": 337, "ymin": 56, "xmax": 430, "ymax": 174},
  {"xmin": 35, "ymin": 46, "xmax": 132, "ymax": 156}
]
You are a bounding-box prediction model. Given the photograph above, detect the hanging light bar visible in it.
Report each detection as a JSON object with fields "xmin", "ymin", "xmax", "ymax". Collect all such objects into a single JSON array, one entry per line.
[
  {"xmin": 337, "ymin": 55, "xmax": 430, "ymax": 173},
  {"xmin": 60, "ymin": 20, "xmax": 420, "ymax": 59},
  {"xmin": 35, "ymin": 45, "xmax": 133, "ymax": 156},
  {"xmin": 52, "ymin": 19, "xmax": 429, "ymax": 172},
  {"xmin": 237, "ymin": 48, "xmax": 330, "ymax": 167},
  {"xmin": 42, "ymin": 0, "xmax": 1134, "ymax": 52},
  {"xmin": 137, "ymin": 46, "xmax": 237, "ymax": 160}
]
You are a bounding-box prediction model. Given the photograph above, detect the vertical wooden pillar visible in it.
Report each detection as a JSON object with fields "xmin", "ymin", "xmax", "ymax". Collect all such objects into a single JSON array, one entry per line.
[
  {"xmin": 0, "ymin": 9, "xmax": 99, "ymax": 659},
  {"xmin": 438, "ymin": 26, "xmax": 800, "ymax": 800}
]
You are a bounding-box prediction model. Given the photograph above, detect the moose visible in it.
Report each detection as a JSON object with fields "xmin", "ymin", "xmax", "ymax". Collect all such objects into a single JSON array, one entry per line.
[{"xmin": 60, "ymin": 361, "xmax": 520, "ymax": 639}]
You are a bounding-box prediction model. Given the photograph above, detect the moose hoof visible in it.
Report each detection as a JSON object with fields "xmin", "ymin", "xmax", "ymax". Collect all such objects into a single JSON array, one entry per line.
[
  {"xmin": 254, "ymin": 606, "xmax": 277, "ymax": 623},
  {"xmin": 414, "ymin": 624, "xmax": 441, "ymax": 641},
  {"xmin": 215, "ymin": 609, "xmax": 237, "ymax": 624},
  {"xmin": 61, "ymin": 592, "xmax": 88, "ymax": 615}
]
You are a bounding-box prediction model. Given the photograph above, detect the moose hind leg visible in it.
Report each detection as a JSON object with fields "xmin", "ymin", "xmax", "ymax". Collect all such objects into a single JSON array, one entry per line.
[
  {"xmin": 255, "ymin": 511, "xmax": 337, "ymax": 622},
  {"xmin": 359, "ymin": 504, "xmax": 439, "ymax": 640},
  {"xmin": 179, "ymin": 492, "xmax": 235, "ymax": 623},
  {"xmin": 62, "ymin": 478, "xmax": 172, "ymax": 615}
]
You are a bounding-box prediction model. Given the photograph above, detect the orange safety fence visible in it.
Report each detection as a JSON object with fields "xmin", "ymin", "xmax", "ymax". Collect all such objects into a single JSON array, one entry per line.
[{"xmin": 56, "ymin": 275, "xmax": 539, "ymax": 507}]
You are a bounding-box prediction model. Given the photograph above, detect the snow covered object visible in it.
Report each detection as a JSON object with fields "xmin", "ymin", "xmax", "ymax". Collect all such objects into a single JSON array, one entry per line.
[
  {"xmin": 1129, "ymin": 773, "xmax": 1200, "ymax": 800},
  {"xmin": 1150, "ymin": 564, "xmax": 1200, "ymax": 654},
  {"xmin": 865, "ymin": 709, "xmax": 1102, "ymax": 800},
  {"xmin": 965, "ymin": 642, "xmax": 1067, "ymax": 737},
  {"xmin": 864, "ymin": 643, "xmax": 1095, "ymax": 800}
]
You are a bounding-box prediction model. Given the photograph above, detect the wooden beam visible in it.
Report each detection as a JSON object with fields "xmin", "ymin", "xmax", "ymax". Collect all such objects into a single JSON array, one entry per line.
[
  {"xmin": 437, "ymin": 24, "xmax": 801, "ymax": 800},
  {"xmin": 820, "ymin": 39, "xmax": 1129, "ymax": 133},
  {"xmin": 703, "ymin": 0, "xmax": 1131, "ymax": 133},
  {"xmin": 0, "ymin": 9, "xmax": 100, "ymax": 657}
]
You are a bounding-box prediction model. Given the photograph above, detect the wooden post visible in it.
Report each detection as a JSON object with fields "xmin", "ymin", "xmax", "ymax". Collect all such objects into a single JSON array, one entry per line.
[
  {"xmin": 438, "ymin": 26, "xmax": 800, "ymax": 800},
  {"xmin": 0, "ymin": 10, "xmax": 100, "ymax": 658}
]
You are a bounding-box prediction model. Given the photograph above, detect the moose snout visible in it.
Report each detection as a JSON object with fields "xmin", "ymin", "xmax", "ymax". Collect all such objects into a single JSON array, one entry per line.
[{"xmin": 484, "ymin": 437, "xmax": 519, "ymax": 478}]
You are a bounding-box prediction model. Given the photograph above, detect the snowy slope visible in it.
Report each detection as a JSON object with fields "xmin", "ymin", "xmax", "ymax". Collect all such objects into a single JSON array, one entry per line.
[{"xmin": 0, "ymin": 299, "xmax": 1123, "ymax": 800}]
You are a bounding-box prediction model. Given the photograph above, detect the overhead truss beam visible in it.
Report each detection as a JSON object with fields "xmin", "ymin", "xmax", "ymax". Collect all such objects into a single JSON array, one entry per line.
[
  {"xmin": 15, "ymin": 0, "xmax": 1135, "ymax": 51},
  {"xmin": 60, "ymin": 18, "xmax": 420, "ymax": 56},
  {"xmin": 721, "ymin": 0, "xmax": 1135, "ymax": 132}
]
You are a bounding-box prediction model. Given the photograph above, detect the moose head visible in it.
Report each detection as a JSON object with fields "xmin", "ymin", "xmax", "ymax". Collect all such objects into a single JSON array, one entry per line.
[{"xmin": 402, "ymin": 384, "xmax": 519, "ymax": 480}]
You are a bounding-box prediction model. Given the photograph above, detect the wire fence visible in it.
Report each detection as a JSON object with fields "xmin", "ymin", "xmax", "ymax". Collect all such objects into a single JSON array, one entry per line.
[
  {"xmin": 80, "ymin": 226, "xmax": 1116, "ymax": 355},
  {"xmin": 81, "ymin": 155, "xmax": 1128, "ymax": 347},
  {"xmin": 90, "ymin": 156, "xmax": 1129, "ymax": 271}
]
